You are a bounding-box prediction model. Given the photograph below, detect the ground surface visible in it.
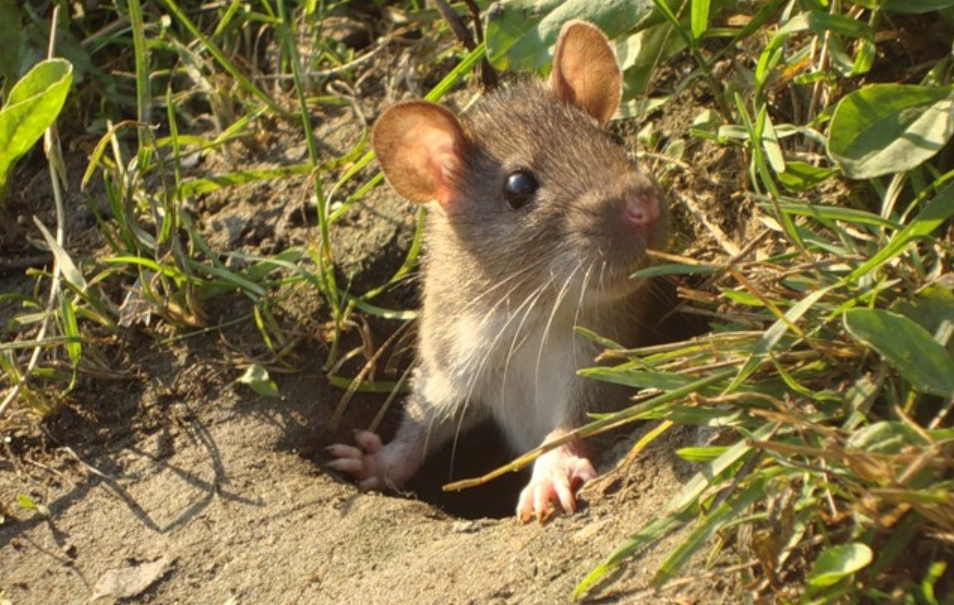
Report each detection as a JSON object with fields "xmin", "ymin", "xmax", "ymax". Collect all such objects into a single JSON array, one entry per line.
[
  {"xmin": 2, "ymin": 356, "xmax": 732, "ymax": 604},
  {"xmin": 0, "ymin": 16, "xmax": 747, "ymax": 605}
]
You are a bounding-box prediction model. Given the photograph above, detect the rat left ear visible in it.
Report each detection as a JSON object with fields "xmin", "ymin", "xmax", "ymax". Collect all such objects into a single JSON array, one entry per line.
[
  {"xmin": 372, "ymin": 100, "xmax": 466, "ymax": 207},
  {"xmin": 547, "ymin": 20, "xmax": 622, "ymax": 126}
]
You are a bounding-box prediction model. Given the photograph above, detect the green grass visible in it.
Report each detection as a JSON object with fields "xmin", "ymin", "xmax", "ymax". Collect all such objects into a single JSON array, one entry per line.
[{"xmin": 1, "ymin": 0, "xmax": 953, "ymax": 603}]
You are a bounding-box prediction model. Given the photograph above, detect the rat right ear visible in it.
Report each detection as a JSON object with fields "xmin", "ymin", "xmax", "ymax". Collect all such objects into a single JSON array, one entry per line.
[{"xmin": 372, "ymin": 101, "xmax": 465, "ymax": 207}]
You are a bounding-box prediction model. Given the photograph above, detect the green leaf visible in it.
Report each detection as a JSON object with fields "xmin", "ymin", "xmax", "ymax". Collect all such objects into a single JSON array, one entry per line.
[
  {"xmin": 619, "ymin": 21, "xmax": 688, "ymax": 96},
  {"xmin": 177, "ymin": 164, "xmax": 314, "ymax": 197},
  {"xmin": 844, "ymin": 308, "xmax": 954, "ymax": 398},
  {"xmin": 630, "ymin": 262, "xmax": 719, "ymax": 280},
  {"xmin": 236, "ymin": 365, "xmax": 280, "ymax": 398},
  {"xmin": 33, "ymin": 218, "xmax": 88, "ymax": 292},
  {"xmin": 579, "ymin": 368, "xmax": 723, "ymax": 394},
  {"xmin": 0, "ymin": 58, "xmax": 73, "ymax": 201},
  {"xmin": 921, "ymin": 560, "xmax": 947, "ymax": 605},
  {"xmin": 777, "ymin": 161, "xmax": 839, "ymax": 192},
  {"xmin": 848, "ymin": 181, "xmax": 954, "ymax": 281},
  {"xmin": 728, "ymin": 287, "xmax": 830, "ymax": 392},
  {"xmin": 807, "ymin": 543, "xmax": 873, "ymax": 587},
  {"xmin": 767, "ymin": 11, "xmax": 873, "ymax": 63},
  {"xmin": 654, "ymin": 474, "xmax": 771, "ymax": 586},
  {"xmin": 828, "ymin": 84, "xmax": 954, "ymax": 179},
  {"xmin": 675, "ymin": 445, "xmax": 729, "ymax": 462},
  {"xmin": 690, "ymin": 0, "xmax": 709, "ymax": 41},
  {"xmin": 16, "ymin": 493, "xmax": 36, "ymax": 510},
  {"xmin": 760, "ymin": 107, "xmax": 785, "ymax": 173},
  {"xmin": 60, "ymin": 295, "xmax": 82, "ymax": 365},
  {"xmin": 893, "ymin": 284, "xmax": 954, "ymax": 356},
  {"xmin": 791, "ymin": 11, "xmax": 873, "ymax": 39},
  {"xmin": 485, "ymin": 0, "xmax": 656, "ymax": 72},
  {"xmin": 772, "ymin": 200, "xmax": 900, "ymax": 229}
]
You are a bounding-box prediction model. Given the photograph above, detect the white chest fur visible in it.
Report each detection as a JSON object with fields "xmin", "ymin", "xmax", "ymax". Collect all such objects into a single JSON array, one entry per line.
[{"xmin": 429, "ymin": 308, "xmax": 597, "ymax": 453}]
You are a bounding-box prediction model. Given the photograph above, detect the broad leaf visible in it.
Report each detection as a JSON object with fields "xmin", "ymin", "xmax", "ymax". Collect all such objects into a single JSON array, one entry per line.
[
  {"xmin": 807, "ymin": 543, "xmax": 873, "ymax": 587},
  {"xmin": 893, "ymin": 284, "xmax": 954, "ymax": 356},
  {"xmin": 844, "ymin": 308, "xmax": 954, "ymax": 398},
  {"xmin": 236, "ymin": 364, "xmax": 280, "ymax": 398},
  {"xmin": 485, "ymin": 0, "xmax": 655, "ymax": 71},
  {"xmin": 0, "ymin": 58, "xmax": 73, "ymax": 200},
  {"xmin": 828, "ymin": 84, "xmax": 954, "ymax": 179}
]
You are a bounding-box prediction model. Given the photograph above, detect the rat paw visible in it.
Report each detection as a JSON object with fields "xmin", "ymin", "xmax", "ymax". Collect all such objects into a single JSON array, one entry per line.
[
  {"xmin": 327, "ymin": 430, "xmax": 389, "ymax": 490},
  {"xmin": 516, "ymin": 444, "xmax": 597, "ymax": 523},
  {"xmin": 327, "ymin": 430, "xmax": 419, "ymax": 491}
]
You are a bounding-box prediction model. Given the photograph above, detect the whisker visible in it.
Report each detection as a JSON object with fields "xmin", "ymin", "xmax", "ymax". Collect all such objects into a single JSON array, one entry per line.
[
  {"xmin": 533, "ymin": 263, "xmax": 581, "ymax": 410},
  {"xmin": 448, "ymin": 277, "xmax": 554, "ymax": 454},
  {"xmin": 499, "ymin": 277, "xmax": 556, "ymax": 405},
  {"xmin": 571, "ymin": 260, "xmax": 597, "ymax": 360},
  {"xmin": 455, "ymin": 274, "xmax": 549, "ymax": 402},
  {"xmin": 451, "ymin": 261, "xmax": 545, "ymax": 318}
]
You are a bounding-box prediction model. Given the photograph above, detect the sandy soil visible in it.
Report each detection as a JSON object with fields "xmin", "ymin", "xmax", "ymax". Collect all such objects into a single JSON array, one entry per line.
[{"xmin": 2, "ymin": 345, "xmax": 736, "ymax": 604}]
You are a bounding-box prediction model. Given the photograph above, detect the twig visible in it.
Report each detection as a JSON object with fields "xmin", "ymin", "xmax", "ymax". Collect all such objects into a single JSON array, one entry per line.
[
  {"xmin": 430, "ymin": 0, "xmax": 498, "ymax": 90},
  {"xmin": 431, "ymin": 0, "xmax": 475, "ymax": 51},
  {"xmin": 677, "ymin": 191, "xmax": 741, "ymax": 257},
  {"xmin": 330, "ymin": 318, "xmax": 413, "ymax": 431}
]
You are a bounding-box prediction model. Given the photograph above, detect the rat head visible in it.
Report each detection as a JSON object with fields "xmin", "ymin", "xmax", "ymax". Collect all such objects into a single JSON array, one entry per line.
[{"xmin": 372, "ymin": 21, "xmax": 667, "ymax": 305}]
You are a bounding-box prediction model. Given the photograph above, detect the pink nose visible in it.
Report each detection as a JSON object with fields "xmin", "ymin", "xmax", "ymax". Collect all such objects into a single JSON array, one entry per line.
[{"xmin": 621, "ymin": 194, "xmax": 659, "ymax": 228}]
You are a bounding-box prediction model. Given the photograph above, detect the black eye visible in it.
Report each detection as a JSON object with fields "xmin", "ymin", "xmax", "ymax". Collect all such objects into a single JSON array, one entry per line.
[{"xmin": 503, "ymin": 170, "xmax": 538, "ymax": 210}]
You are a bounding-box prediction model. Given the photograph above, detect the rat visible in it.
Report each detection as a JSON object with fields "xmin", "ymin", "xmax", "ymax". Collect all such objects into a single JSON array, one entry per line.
[{"xmin": 327, "ymin": 20, "xmax": 668, "ymax": 522}]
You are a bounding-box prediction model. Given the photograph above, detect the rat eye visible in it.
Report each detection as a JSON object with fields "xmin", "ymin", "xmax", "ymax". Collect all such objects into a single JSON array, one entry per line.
[{"xmin": 503, "ymin": 170, "xmax": 538, "ymax": 210}]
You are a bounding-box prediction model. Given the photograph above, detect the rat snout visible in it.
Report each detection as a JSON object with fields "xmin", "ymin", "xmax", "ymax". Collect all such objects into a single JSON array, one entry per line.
[
  {"xmin": 608, "ymin": 168, "xmax": 664, "ymax": 234},
  {"xmin": 621, "ymin": 192, "xmax": 660, "ymax": 230}
]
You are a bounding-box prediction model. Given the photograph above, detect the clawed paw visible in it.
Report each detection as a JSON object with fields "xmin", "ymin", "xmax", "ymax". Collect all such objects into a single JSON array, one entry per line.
[
  {"xmin": 327, "ymin": 430, "xmax": 388, "ymax": 490},
  {"xmin": 516, "ymin": 444, "xmax": 597, "ymax": 523},
  {"xmin": 326, "ymin": 430, "xmax": 419, "ymax": 491}
]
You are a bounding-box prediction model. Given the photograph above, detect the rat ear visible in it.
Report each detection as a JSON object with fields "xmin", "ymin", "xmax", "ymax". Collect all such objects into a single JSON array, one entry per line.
[
  {"xmin": 372, "ymin": 100, "xmax": 465, "ymax": 207},
  {"xmin": 547, "ymin": 20, "xmax": 622, "ymax": 126}
]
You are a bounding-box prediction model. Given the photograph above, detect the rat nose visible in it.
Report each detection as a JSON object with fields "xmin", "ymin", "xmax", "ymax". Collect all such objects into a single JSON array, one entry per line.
[{"xmin": 621, "ymin": 192, "xmax": 660, "ymax": 229}]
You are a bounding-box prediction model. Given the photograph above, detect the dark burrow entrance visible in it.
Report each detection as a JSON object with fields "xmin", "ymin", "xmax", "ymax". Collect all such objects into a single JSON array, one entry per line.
[{"xmin": 406, "ymin": 419, "xmax": 531, "ymax": 520}]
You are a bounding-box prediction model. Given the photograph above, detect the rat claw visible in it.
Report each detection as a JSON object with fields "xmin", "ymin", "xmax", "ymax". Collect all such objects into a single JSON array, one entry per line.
[
  {"xmin": 328, "ymin": 432, "xmax": 385, "ymax": 484},
  {"xmin": 326, "ymin": 444, "xmax": 362, "ymax": 459},
  {"xmin": 516, "ymin": 489, "xmax": 537, "ymax": 523},
  {"xmin": 534, "ymin": 484, "xmax": 553, "ymax": 522},
  {"xmin": 327, "ymin": 455, "xmax": 365, "ymax": 475},
  {"xmin": 554, "ymin": 479, "xmax": 577, "ymax": 514}
]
